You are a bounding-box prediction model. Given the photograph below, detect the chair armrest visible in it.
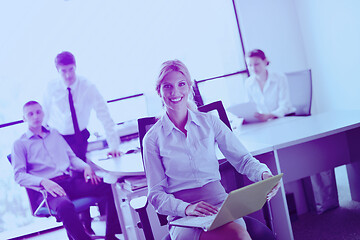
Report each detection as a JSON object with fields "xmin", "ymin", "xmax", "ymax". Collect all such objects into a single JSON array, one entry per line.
[
  {"xmin": 130, "ymin": 196, "xmax": 148, "ymax": 210},
  {"xmin": 25, "ymin": 186, "xmax": 54, "ymax": 217},
  {"xmin": 25, "ymin": 185, "xmax": 44, "ymax": 192},
  {"xmin": 39, "ymin": 189, "xmax": 54, "ymax": 217},
  {"xmin": 130, "ymin": 196, "xmax": 155, "ymax": 240}
]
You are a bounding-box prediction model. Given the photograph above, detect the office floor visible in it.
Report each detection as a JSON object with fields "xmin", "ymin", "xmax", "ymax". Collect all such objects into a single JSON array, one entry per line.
[
  {"xmin": 18, "ymin": 218, "xmax": 124, "ymax": 240},
  {"xmin": 292, "ymin": 165, "xmax": 360, "ymax": 240},
  {"xmin": 15, "ymin": 165, "xmax": 360, "ymax": 240}
]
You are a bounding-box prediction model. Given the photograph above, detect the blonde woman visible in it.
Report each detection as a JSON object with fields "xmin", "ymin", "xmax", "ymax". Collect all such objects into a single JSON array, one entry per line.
[{"xmin": 143, "ymin": 60, "xmax": 279, "ymax": 240}]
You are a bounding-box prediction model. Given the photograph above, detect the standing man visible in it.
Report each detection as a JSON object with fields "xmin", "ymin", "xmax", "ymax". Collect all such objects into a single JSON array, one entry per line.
[
  {"xmin": 43, "ymin": 51, "xmax": 121, "ymax": 161},
  {"xmin": 12, "ymin": 101, "xmax": 121, "ymax": 240},
  {"xmin": 43, "ymin": 51, "xmax": 121, "ymax": 236}
]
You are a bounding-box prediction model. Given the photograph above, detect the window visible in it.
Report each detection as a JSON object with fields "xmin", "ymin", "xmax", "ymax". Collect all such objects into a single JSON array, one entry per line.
[{"xmin": 0, "ymin": 0, "xmax": 248, "ymax": 234}]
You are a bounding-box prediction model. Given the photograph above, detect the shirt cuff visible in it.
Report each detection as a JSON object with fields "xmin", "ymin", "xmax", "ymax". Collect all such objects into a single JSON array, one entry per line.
[
  {"xmin": 177, "ymin": 201, "xmax": 191, "ymax": 217},
  {"xmin": 34, "ymin": 176, "xmax": 45, "ymax": 187},
  {"xmin": 271, "ymin": 109, "xmax": 285, "ymax": 118},
  {"xmin": 257, "ymin": 166, "xmax": 272, "ymax": 182}
]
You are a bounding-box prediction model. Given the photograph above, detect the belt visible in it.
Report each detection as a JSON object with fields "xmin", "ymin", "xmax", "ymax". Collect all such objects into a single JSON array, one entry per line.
[{"xmin": 50, "ymin": 174, "xmax": 71, "ymax": 182}]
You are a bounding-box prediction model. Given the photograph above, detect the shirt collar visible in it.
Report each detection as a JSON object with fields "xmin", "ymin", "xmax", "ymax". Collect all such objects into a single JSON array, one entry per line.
[
  {"xmin": 187, "ymin": 109, "xmax": 201, "ymax": 127},
  {"xmin": 249, "ymin": 70, "xmax": 275, "ymax": 89},
  {"xmin": 61, "ymin": 75, "xmax": 79, "ymax": 91},
  {"xmin": 266, "ymin": 71, "xmax": 276, "ymax": 83},
  {"xmin": 25, "ymin": 126, "xmax": 50, "ymax": 139},
  {"xmin": 161, "ymin": 109, "xmax": 201, "ymax": 136}
]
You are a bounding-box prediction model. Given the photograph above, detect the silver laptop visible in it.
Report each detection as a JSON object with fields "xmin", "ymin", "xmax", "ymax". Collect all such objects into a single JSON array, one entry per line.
[
  {"xmin": 169, "ymin": 173, "xmax": 283, "ymax": 231},
  {"xmin": 227, "ymin": 102, "xmax": 259, "ymax": 123}
]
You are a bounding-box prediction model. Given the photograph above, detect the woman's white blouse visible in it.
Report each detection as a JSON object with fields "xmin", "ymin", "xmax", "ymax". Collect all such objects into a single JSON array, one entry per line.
[
  {"xmin": 143, "ymin": 110, "xmax": 270, "ymax": 217},
  {"xmin": 245, "ymin": 71, "xmax": 296, "ymax": 117}
]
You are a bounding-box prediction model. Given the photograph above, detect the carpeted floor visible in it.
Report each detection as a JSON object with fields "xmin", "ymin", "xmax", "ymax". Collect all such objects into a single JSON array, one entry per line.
[
  {"xmin": 292, "ymin": 166, "xmax": 360, "ymax": 240},
  {"xmin": 14, "ymin": 165, "xmax": 360, "ymax": 240}
]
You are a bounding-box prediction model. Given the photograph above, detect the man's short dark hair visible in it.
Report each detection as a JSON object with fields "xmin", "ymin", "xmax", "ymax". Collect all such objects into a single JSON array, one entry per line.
[
  {"xmin": 55, "ymin": 51, "xmax": 76, "ymax": 67},
  {"xmin": 23, "ymin": 101, "xmax": 41, "ymax": 110}
]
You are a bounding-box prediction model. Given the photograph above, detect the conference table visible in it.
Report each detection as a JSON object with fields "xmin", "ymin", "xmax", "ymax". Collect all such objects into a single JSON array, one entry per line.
[
  {"xmin": 87, "ymin": 140, "xmax": 148, "ymax": 240},
  {"xmin": 236, "ymin": 110, "xmax": 360, "ymax": 240},
  {"xmin": 88, "ymin": 110, "xmax": 360, "ymax": 240}
]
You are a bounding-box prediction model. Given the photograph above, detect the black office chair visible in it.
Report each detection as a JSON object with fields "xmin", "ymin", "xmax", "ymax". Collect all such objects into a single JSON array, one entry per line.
[
  {"xmin": 132, "ymin": 100, "xmax": 275, "ymax": 240},
  {"xmin": 7, "ymin": 154, "xmax": 106, "ymax": 240}
]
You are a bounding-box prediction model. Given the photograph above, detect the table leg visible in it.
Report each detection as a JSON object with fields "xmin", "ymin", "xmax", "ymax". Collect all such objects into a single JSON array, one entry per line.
[
  {"xmin": 270, "ymin": 149, "xmax": 294, "ymax": 240},
  {"xmin": 346, "ymin": 127, "xmax": 360, "ymax": 202}
]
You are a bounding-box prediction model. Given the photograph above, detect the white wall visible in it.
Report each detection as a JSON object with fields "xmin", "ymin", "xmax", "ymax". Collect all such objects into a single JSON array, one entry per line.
[
  {"xmin": 0, "ymin": 0, "xmax": 244, "ymax": 124},
  {"xmin": 293, "ymin": 0, "xmax": 360, "ymax": 113},
  {"xmin": 236, "ymin": 0, "xmax": 360, "ymax": 113},
  {"xmin": 235, "ymin": 0, "xmax": 308, "ymax": 73},
  {"xmin": 235, "ymin": 0, "xmax": 360, "ymax": 217},
  {"xmin": 0, "ymin": 1, "xmax": 248, "ymax": 233}
]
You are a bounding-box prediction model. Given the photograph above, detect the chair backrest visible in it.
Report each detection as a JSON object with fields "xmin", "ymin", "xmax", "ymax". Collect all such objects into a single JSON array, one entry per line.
[
  {"xmin": 7, "ymin": 154, "xmax": 45, "ymax": 216},
  {"xmin": 137, "ymin": 101, "xmax": 273, "ymax": 238},
  {"xmin": 197, "ymin": 100, "xmax": 232, "ymax": 130},
  {"xmin": 138, "ymin": 116, "xmax": 158, "ymax": 160},
  {"xmin": 285, "ymin": 69, "xmax": 312, "ymax": 116},
  {"xmin": 138, "ymin": 100, "xmax": 232, "ymax": 159},
  {"xmin": 137, "ymin": 100, "xmax": 233, "ymax": 226},
  {"xmin": 137, "ymin": 117, "xmax": 168, "ymax": 227},
  {"xmin": 197, "ymin": 101, "xmax": 244, "ymax": 192}
]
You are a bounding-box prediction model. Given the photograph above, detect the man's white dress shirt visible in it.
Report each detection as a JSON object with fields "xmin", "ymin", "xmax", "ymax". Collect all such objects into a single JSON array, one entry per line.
[{"xmin": 43, "ymin": 75, "xmax": 119, "ymax": 150}]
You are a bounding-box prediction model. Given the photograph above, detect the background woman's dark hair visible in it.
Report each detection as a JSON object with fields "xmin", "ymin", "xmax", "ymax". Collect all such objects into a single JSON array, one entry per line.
[{"xmin": 247, "ymin": 49, "xmax": 270, "ymax": 65}]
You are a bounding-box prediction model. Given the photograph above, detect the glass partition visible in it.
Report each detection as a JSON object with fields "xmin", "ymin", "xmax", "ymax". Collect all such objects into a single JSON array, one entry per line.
[
  {"xmin": 0, "ymin": 0, "xmax": 248, "ymax": 236},
  {"xmin": 196, "ymin": 73, "xmax": 249, "ymax": 109}
]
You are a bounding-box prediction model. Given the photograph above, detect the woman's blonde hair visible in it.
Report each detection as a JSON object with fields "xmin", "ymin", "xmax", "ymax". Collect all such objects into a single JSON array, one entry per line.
[{"xmin": 156, "ymin": 59, "xmax": 197, "ymax": 111}]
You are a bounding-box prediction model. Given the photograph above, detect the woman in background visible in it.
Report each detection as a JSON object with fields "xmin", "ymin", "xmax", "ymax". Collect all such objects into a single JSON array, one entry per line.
[
  {"xmin": 143, "ymin": 59, "xmax": 279, "ymax": 240},
  {"xmin": 245, "ymin": 49, "xmax": 295, "ymax": 122}
]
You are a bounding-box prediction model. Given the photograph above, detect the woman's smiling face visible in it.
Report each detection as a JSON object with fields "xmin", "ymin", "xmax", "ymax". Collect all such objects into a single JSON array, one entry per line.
[{"xmin": 160, "ymin": 71, "xmax": 190, "ymax": 112}]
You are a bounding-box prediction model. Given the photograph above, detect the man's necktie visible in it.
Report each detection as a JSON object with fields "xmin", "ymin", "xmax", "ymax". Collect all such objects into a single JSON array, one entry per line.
[{"xmin": 67, "ymin": 87, "xmax": 81, "ymax": 135}]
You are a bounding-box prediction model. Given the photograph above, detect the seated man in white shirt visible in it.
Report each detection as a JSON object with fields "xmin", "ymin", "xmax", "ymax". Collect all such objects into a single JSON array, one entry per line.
[
  {"xmin": 11, "ymin": 101, "xmax": 121, "ymax": 240},
  {"xmin": 245, "ymin": 49, "xmax": 295, "ymax": 122}
]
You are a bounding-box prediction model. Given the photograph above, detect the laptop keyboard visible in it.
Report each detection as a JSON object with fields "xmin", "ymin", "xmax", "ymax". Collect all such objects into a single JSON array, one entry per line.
[{"xmin": 182, "ymin": 215, "xmax": 216, "ymax": 226}]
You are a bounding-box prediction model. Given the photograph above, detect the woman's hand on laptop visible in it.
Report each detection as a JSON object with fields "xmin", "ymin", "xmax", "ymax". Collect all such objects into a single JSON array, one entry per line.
[
  {"xmin": 185, "ymin": 201, "xmax": 218, "ymax": 217},
  {"xmin": 262, "ymin": 171, "xmax": 281, "ymax": 200}
]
